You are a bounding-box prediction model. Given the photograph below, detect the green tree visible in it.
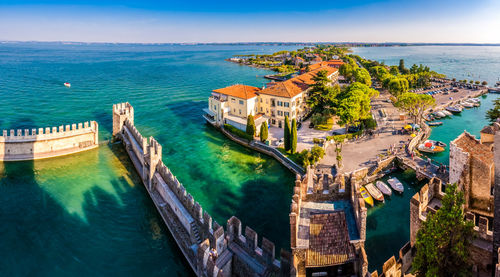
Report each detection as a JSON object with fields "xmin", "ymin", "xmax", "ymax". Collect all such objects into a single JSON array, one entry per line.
[
  {"xmin": 413, "ymin": 183, "xmax": 475, "ymax": 277},
  {"xmin": 339, "ymin": 63, "xmax": 354, "ymax": 82},
  {"xmin": 395, "ymin": 92, "xmax": 435, "ymax": 124},
  {"xmin": 486, "ymin": 99, "xmax": 500, "ymax": 123},
  {"xmin": 469, "ymin": 80, "xmax": 474, "ymax": 84},
  {"xmin": 309, "ymin": 145, "xmax": 325, "ymax": 165},
  {"xmin": 399, "ymin": 59, "xmax": 405, "ymax": 72},
  {"xmin": 284, "ymin": 115, "xmax": 291, "ymax": 151},
  {"xmin": 474, "ymin": 80, "xmax": 480, "ymax": 85},
  {"xmin": 246, "ymin": 115, "xmax": 256, "ymax": 137},
  {"xmin": 291, "ymin": 119, "xmax": 297, "ymax": 153},
  {"xmin": 354, "ymin": 68, "xmax": 372, "ymax": 87},
  {"xmin": 307, "ymin": 70, "xmax": 339, "ymax": 114},
  {"xmin": 482, "ymin": 81, "xmax": 488, "ymax": 86},
  {"xmin": 260, "ymin": 121, "xmax": 268, "ymax": 142},
  {"xmin": 388, "ymin": 77, "xmax": 409, "ymax": 97},
  {"xmin": 389, "ymin": 65, "xmax": 399, "ymax": 75}
]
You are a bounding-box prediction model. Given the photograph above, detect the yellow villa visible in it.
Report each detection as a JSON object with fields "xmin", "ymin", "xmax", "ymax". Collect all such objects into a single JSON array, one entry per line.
[{"xmin": 203, "ymin": 66, "xmax": 339, "ymax": 133}]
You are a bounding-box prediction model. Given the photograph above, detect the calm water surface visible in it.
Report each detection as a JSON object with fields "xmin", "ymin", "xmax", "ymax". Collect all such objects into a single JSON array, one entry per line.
[
  {"xmin": 353, "ymin": 46, "xmax": 500, "ymax": 85},
  {"xmin": 0, "ymin": 43, "xmax": 297, "ymax": 276}
]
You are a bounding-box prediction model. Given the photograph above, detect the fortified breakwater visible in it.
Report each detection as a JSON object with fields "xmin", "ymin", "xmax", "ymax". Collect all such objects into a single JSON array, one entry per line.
[
  {"xmin": 113, "ymin": 102, "xmax": 292, "ymax": 277},
  {"xmin": 0, "ymin": 121, "xmax": 98, "ymax": 161}
]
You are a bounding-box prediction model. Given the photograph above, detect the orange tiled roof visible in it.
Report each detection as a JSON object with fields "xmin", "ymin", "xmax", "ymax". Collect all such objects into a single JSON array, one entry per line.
[
  {"xmin": 452, "ymin": 132, "xmax": 493, "ymax": 165},
  {"xmin": 259, "ymin": 66, "xmax": 338, "ymax": 98},
  {"xmin": 213, "ymin": 84, "xmax": 260, "ymax": 100},
  {"xmin": 305, "ymin": 60, "xmax": 344, "ymax": 71},
  {"xmin": 306, "ymin": 211, "xmax": 356, "ymax": 268}
]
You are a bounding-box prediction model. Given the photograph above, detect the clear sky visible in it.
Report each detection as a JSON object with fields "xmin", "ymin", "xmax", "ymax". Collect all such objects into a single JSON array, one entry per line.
[{"xmin": 1, "ymin": 0, "xmax": 499, "ymax": 43}]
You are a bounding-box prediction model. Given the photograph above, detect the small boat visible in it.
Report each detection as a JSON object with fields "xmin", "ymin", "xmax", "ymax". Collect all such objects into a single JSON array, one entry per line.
[
  {"xmin": 387, "ymin": 177, "xmax": 404, "ymax": 193},
  {"xmin": 360, "ymin": 187, "xmax": 374, "ymax": 206},
  {"xmin": 428, "ymin": 121, "xmax": 443, "ymax": 126},
  {"xmin": 434, "ymin": 111, "xmax": 446, "ymax": 118},
  {"xmin": 469, "ymin": 98, "xmax": 480, "ymax": 103},
  {"xmin": 424, "ymin": 114, "xmax": 435, "ymax": 121},
  {"xmin": 365, "ymin": 183, "xmax": 384, "ymax": 202},
  {"xmin": 461, "ymin": 101, "xmax": 474, "ymax": 108},
  {"xmin": 64, "ymin": 82, "xmax": 71, "ymax": 88},
  {"xmin": 446, "ymin": 105, "xmax": 462, "ymax": 113},
  {"xmin": 376, "ymin": 181, "xmax": 392, "ymax": 196},
  {"xmin": 442, "ymin": 110, "xmax": 453, "ymax": 116},
  {"xmin": 418, "ymin": 141, "xmax": 445, "ymax": 153}
]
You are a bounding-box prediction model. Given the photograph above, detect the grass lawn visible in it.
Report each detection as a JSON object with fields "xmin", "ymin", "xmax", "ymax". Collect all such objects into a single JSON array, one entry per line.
[
  {"xmin": 277, "ymin": 147, "xmax": 302, "ymax": 165},
  {"xmin": 314, "ymin": 117, "xmax": 334, "ymax": 131}
]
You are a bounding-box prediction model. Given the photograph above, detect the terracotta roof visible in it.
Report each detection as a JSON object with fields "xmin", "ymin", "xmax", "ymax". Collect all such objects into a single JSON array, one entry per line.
[
  {"xmin": 304, "ymin": 60, "xmax": 344, "ymax": 71},
  {"xmin": 452, "ymin": 132, "xmax": 493, "ymax": 165},
  {"xmin": 259, "ymin": 66, "xmax": 338, "ymax": 98},
  {"xmin": 305, "ymin": 211, "xmax": 356, "ymax": 268},
  {"xmin": 213, "ymin": 84, "xmax": 260, "ymax": 100},
  {"xmin": 480, "ymin": 125, "xmax": 496, "ymax": 135}
]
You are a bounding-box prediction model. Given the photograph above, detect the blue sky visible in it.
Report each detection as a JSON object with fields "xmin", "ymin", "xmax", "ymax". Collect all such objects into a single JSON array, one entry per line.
[{"xmin": 0, "ymin": 0, "xmax": 499, "ymax": 43}]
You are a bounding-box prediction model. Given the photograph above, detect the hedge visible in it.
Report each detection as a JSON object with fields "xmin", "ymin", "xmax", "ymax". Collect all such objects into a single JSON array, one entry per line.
[{"xmin": 224, "ymin": 124, "xmax": 253, "ymax": 141}]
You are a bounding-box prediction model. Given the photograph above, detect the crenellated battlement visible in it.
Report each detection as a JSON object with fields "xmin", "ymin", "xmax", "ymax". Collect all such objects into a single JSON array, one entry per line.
[
  {"xmin": 0, "ymin": 121, "xmax": 97, "ymax": 142},
  {"xmin": 113, "ymin": 102, "xmax": 290, "ymax": 276},
  {"xmin": 0, "ymin": 120, "xmax": 98, "ymax": 161}
]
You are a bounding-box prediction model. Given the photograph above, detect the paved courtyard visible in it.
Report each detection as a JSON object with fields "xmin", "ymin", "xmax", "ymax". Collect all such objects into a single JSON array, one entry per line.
[{"xmin": 319, "ymin": 92, "xmax": 412, "ymax": 173}]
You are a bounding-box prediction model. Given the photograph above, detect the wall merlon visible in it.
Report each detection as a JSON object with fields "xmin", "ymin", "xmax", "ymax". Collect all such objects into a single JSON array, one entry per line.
[
  {"xmin": 203, "ymin": 211, "xmax": 213, "ymax": 232},
  {"xmin": 244, "ymin": 226, "xmax": 258, "ymax": 252}
]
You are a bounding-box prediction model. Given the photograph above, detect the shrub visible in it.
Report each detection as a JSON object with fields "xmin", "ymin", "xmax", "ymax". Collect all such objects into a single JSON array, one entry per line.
[
  {"xmin": 482, "ymin": 81, "xmax": 488, "ymax": 86},
  {"xmin": 310, "ymin": 146, "xmax": 325, "ymax": 164},
  {"xmin": 313, "ymin": 138, "xmax": 325, "ymax": 145},
  {"xmin": 224, "ymin": 124, "xmax": 253, "ymax": 141},
  {"xmin": 361, "ymin": 116, "xmax": 377, "ymax": 130}
]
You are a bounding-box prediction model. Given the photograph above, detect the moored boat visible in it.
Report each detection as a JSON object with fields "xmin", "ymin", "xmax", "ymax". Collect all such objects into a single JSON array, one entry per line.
[
  {"xmin": 376, "ymin": 181, "xmax": 392, "ymax": 197},
  {"xmin": 446, "ymin": 105, "xmax": 462, "ymax": 113},
  {"xmin": 442, "ymin": 110, "xmax": 453, "ymax": 116},
  {"xmin": 461, "ymin": 101, "xmax": 474, "ymax": 108},
  {"xmin": 365, "ymin": 183, "xmax": 384, "ymax": 202},
  {"xmin": 387, "ymin": 177, "xmax": 404, "ymax": 193},
  {"xmin": 428, "ymin": 121, "xmax": 443, "ymax": 126},
  {"xmin": 434, "ymin": 111, "xmax": 446, "ymax": 118},
  {"xmin": 64, "ymin": 82, "xmax": 71, "ymax": 88},
  {"xmin": 360, "ymin": 187, "xmax": 374, "ymax": 206},
  {"xmin": 418, "ymin": 140, "xmax": 446, "ymax": 153}
]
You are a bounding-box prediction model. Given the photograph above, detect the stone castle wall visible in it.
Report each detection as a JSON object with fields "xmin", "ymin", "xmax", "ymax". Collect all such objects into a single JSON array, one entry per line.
[
  {"xmin": 0, "ymin": 121, "xmax": 98, "ymax": 161},
  {"xmin": 113, "ymin": 102, "xmax": 290, "ymax": 277}
]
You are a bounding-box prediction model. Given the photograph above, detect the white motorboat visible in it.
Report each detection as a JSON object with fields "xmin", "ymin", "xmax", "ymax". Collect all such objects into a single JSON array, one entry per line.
[
  {"xmin": 442, "ymin": 110, "xmax": 453, "ymax": 116},
  {"xmin": 446, "ymin": 105, "xmax": 462, "ymax": 113},
  {"xmin": 376, "ymin": 181, "xmax": 392, "ymax": 196},
  {"xmin": 64, "ymin": 82, "xmax": 71, "ymax": 88},
  {"xmin": 434, "ymin": 111, "xmax": 446, "ymax": 118},
  {"xmin": 461, "ymin": 101, "xmax": 474, "ymax": 108},
  {"xmin": 387, "ymin": 177, "xmax": 404, "ymax": 193}
]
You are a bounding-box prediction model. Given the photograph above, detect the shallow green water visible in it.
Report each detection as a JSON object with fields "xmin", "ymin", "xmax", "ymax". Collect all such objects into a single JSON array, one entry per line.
[
  {"xmin": 0, "ymin": 43, "xmax": 296, "ymax": 276},
  {"xmin": 365, "ymin": 169, "xmax": 426, "ymax": 273}
]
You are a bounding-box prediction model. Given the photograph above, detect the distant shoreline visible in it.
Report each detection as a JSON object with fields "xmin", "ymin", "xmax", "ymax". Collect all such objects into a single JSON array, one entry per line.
[{"xmin": 1, "ymin": 41, "xmax": 500, "ymax": 47}]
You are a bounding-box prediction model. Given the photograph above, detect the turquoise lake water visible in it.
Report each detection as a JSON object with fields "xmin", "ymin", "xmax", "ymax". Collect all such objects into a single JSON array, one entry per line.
[
  {"xmin": 1, "ymin": 43, "xmax": 499, "ymax": 276},
  {"xmin": 0, "ymin": 43, "xmax": 298, "ymax": 276}
]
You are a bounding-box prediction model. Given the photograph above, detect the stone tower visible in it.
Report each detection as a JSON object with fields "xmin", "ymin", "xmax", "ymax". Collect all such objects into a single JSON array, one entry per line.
[
  {"xmin": 145, "ymin": 137, "xmax": 162, "ymax": 190},
  {"xmin": 112, "ymin": 102, "xmax": 134, "ymax": 136}
]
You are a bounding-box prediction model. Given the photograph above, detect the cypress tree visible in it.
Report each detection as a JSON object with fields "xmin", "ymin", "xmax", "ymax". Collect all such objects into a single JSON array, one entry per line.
[
  {"xmin": 246, "ymin": 115, "xmax": 256, "ymax": 137},
  {"xmin": 399, "ymin": 59, "xmax": 405, "ymax": 73},
  {"xmin": 291, "ymin": 119, "xmax": 297, "ymax": 153},
  {"xmin": 284, "ymin": 115, "xmax": 291, "ymax": 151},
  {"xmin": 260, "ymin": 121, "xmax": 268, "ymax": 142}
]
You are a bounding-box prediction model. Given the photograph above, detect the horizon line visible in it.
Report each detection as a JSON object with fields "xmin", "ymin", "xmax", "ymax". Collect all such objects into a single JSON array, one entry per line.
[{"xmin": 2, "ymin": 40, "xmax": 500, "ymax": 46}]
